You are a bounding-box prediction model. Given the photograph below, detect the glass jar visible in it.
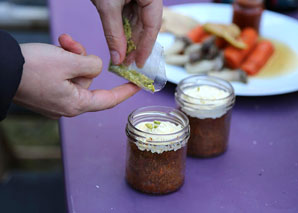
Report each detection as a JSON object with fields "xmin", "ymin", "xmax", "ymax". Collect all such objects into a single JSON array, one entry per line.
[
  {"xmin": 232, "ymin": 0, "xmax": 264, "ymax": 32},
  {"xmin": 175, "ymin": 75, "xmax": 235, "ymax": 158},
  {"xmin": 125, "ymin": 106, "xmax": 190, "ymax": 194}
]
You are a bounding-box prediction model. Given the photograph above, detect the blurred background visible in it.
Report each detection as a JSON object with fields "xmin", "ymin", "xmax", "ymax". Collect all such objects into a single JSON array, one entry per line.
[
  {"xmin": 0, "ymin": 0, "xmax": 65, "ymax": 212},
  {"xmin": 0, "ymin": 0, "xmax": 297, "ymax": 213}
]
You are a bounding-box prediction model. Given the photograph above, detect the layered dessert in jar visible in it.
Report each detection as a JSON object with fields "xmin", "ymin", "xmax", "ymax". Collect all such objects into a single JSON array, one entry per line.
[
  {"xmin": 175, "ymin": 75, "xmax": 235, "ymax": 158},
  {"xmin": 125, "ymin": 106, "xmax": 190, "ymax": 194}
]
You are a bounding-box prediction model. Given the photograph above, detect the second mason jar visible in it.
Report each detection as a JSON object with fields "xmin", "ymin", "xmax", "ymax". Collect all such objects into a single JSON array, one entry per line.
[
  {"xmin": 175, "ymin": 75, "xmax": 235, "ymax": 158},
  {"xmin": 125, "ymin": 106, "xmax": 190, "ymax": 194}
]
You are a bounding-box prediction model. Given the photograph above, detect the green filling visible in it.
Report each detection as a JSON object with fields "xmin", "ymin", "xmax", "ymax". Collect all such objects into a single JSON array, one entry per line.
[
  {"xmin": 154, "ymin": 120, "xmax": 161, "ymax": 125},
  {"xmin": 145, "ymin": 123, "xmax": 153, "ymax": 129},
  {"xmin": 109, "ymin": 64, "xmax": 155, "ymax": 92},
  {"xmin": 108, "ymin": 17, "xmax": 155, "ymax": 92},
  {"xmin": 123, "ymin": 18, "xmax": 136, "ymax": 54}
]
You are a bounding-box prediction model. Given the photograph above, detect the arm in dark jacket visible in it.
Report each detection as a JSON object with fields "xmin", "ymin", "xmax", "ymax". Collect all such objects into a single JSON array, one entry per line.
[{"xmin": 0, "ymin": 30, "xmax": 25, "ymax": 121}]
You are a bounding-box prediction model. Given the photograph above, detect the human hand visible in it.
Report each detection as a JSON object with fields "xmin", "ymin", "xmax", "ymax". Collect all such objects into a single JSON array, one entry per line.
[
  {"xmin": 91, "ymin": 0, "xmax": 163, "ymax": 67},
  {"xmin": 14, "ymin": 34, "xmax": 140, "ymax": 119}
]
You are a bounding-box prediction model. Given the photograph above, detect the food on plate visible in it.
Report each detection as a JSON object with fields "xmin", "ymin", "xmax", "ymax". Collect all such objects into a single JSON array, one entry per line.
[
  {"xmin": 125, "ymin": 106, "xmax": 190, "ymax": 194},
  {"xmin": 162, "ymin": 6, "xmax": 278, "ymax": 82},
  {"xmin": 160, "ymin": 7, "xmax": 296, "ymax": 84},
  {"xmin": 232, "ymin": 0, "xmax": 264, "ymax": 32},
  {"xmin": 224, "ymin": 28, "xmax": 258, "ymax": 69},
  {"xmin": 209, "ymin": 69, "xmax": 248, "ymax": 83},
  {"xmin": 188, "ymin": 25, "xmax": 210, "ymax": 43},
  {"xmin": 165, "ymin": 32, "xmax": 250, "ymax": 82},
  {"xmin": 164, "ymin": 37, "xmax": 191, "ymax": 56},
  {"xmin": 256, "ymin": 40, "xmax": 298, "ymax": 78},
  {"xmin": 241, "ymin": 40, "xmax": 275, "ymax": 75},
  {"xmin": 200, "ymin": 36, "xmax": 219, "ymax": 60},
  {"xmin": 203, "ymin": 23, "xmax": 246, "ymax": 49},
  {"xmin": 185, "ymin": 52, "xmax": 224, "ymax": 74},
  {"xmin": 161, "ymin": 7, "xmax": 200, "ymax": 36},
  {"xmin": 166, "ymin": 54, "xmax": 190, "ymax": 66},
  {"xmin": 165, "ymin": 30, "xmax": 249, "ymax": 83},
  {"xmin": 185, "ymin": 43, "xmax": 202, "ymax": 56},
  {"xmin": 175, "ymin": 76, "xmax": 235, "ymax": 158}
]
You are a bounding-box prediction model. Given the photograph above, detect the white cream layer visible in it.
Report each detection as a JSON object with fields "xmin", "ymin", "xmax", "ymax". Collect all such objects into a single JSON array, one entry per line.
[
  {"xmin": 134, "ymin": 121, "xmax": 186, "ymax": 153},
  {"xmin": 181, "ymin": 85, "xmax": 230, "ymax": 119}
]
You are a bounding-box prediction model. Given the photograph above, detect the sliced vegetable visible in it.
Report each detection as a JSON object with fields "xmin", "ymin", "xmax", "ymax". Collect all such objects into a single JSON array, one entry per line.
[
  {"xmin": 224, "ymin": 28, "xmax": 258, "ymax": 69},
  {"xmin": 241, "ymin": 40, "xmax": 275, "ymax": 75},
  {"xmin": 204, "ymin": 23, "xmax": 246, "ymax": 49},
  {"xmin": 187, "ymin": 25, "xmax": 210, "ymax": 43}
]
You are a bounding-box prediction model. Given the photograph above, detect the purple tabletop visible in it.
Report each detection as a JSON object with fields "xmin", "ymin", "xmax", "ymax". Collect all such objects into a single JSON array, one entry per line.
[{"xmin": 50, "ymin": 0, "xmax": 298, "ymax": 212}]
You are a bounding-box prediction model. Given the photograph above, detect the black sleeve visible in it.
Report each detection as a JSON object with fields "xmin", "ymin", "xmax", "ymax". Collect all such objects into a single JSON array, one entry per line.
[{"xmin": 0, "ymin": 30, "xmax": 25, "ymax": 121}]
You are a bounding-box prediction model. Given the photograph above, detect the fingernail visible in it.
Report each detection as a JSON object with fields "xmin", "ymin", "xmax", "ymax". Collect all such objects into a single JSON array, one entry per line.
[{"xmin": 111, "ymin": 51, "xmax": 120, "ymax": 65}]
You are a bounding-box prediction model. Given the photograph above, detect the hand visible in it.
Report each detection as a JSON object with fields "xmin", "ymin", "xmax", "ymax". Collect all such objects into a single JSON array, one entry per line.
[
  {"xmin": 91, "ymin": 0, "xmax": 163, "ymax": 67},
  {"xmin": 14, "ymin": 34, "xmax": 140, "ymax": 119}
]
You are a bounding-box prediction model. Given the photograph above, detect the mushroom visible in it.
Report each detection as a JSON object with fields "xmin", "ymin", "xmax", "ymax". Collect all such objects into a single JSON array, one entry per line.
[
  {"xmin": 208, "ymin": 69, "xmax": 248, "ymax": 83},
  {"xmin": 185, "ymin": 52, "xmax": 224, "ymax": 73},
  {"xmin": 164, "ymin": 37, "xmax": 192, "ymax": 56},
  {"xmin": 185, "ymin": 43, "xmax": 202, "ymax": 55},
  {"xmin": 165, "ymin": 54, "xmax": 190, "ymax": 66},
  {"xmin": 185, "ymin": 43, "xmax": 203, "ymax": 63}
]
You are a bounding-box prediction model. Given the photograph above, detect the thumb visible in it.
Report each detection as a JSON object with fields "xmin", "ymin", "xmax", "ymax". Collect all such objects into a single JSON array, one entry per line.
[{"xmin": 96, "ymin": 2, "xmax": 127, "ymax": 65}]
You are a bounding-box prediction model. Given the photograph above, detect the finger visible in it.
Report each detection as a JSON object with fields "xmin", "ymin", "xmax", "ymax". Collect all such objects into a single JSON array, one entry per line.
[
  {"xmin": 69, "ymin": 54, "xmax": 103, "ymax": 79},
  {"xmin": 72, "ymin": 77, "xmax": 93, "ymax": 89},
  {"xmin": 58, "ymin": 34, "xmax": 87, "ymax": 56},
  {"xmin": 80, "ymin": 83, "xmax": 140, "ymax": 112},
  {"xmin": 96, "ymin": 1, "xmax": 127, "ymax": 65},
  {"xmin": 135, "ymin": 0, "xmax": 163, "ymax": 67},
  {"xmin": 58, "ymin": 34, "xmax": 92, "ymax": 88}
]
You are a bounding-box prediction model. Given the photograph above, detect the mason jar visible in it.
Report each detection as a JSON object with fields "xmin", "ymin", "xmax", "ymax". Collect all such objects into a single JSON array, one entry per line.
[
  {"xmin": 175, "ymin": 75, "xmax": 235, "ymax": 158},
  {"xmin": 125, "ymin": 106, "xmax": 190, "ymax": 194}
]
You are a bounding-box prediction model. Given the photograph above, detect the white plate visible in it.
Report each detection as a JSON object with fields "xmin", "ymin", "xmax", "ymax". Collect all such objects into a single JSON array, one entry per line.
[{"xmin": 157, "ymin": 3, "xmax": 298, "ymax": 96}]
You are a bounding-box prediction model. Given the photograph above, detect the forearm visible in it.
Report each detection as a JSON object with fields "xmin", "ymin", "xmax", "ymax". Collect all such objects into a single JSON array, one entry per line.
[{"xmin": 0, "ymin": 30, "xmax": 25, "ymax": 121}]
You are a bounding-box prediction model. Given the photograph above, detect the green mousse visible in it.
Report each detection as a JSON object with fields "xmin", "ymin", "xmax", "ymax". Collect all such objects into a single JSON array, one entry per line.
[{"xmin": 109, "ymin": 17, "xmax": 155, "ymax": 92}]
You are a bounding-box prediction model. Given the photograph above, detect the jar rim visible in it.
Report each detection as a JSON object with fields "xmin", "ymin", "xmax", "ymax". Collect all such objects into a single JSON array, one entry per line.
[
  {"xmin": 127, "ymin": 106, "xmax": 190, "ymax": 144},
  {"xmin": 176, "ymin": 75, "xmax": 235, "ymax": 103}
]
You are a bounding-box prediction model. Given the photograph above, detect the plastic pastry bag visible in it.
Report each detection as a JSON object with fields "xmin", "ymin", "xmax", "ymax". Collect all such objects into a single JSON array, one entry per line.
[{"xmin": 109, "ymin": 18, "xmax": 167, "ymax": 93}]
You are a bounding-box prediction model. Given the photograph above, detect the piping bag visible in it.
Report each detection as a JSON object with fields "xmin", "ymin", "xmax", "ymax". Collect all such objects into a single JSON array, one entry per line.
[{"xmin": 109, "ymin": 18, "xmax": 167, "ymax": 93}]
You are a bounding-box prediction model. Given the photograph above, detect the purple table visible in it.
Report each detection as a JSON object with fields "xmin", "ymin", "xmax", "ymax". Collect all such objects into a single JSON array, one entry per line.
[{"xmin": 50, "ymin": 0, "xmax": 298, "ymax": 212}]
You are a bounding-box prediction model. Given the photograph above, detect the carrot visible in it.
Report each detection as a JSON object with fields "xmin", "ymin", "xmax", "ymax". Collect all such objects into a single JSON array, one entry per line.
[
  {"xmin": 224, "ymin": 28, "xmax": 258, "ymax": 69},
  {"xmin": 241, "ymin": 40, "xmax": 275, "ymax": 75},
  {"xmin": 187, "ymin": 25, "xmax": 210, "ymax": 43}
]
